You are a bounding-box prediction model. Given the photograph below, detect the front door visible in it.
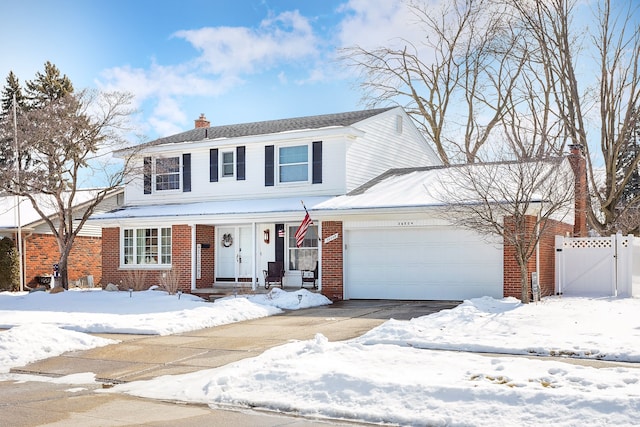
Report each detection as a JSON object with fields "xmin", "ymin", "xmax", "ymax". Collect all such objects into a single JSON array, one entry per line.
[{"xmin": 216, "ymin": 226, "xmax": 253, "ymax": 282}]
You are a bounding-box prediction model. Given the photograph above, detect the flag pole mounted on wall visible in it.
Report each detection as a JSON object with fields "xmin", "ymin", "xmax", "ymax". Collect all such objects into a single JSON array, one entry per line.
[{"xmin": 295, "ymin": 200, "xmax": 313, "ymax": 248}]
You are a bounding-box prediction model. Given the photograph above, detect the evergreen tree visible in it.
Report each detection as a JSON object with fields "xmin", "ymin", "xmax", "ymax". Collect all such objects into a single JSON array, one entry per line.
[
  {"xmin": 617, "ymin": 107, "xmax": 640, "ymax": 206},
  {"xmin": 615, "ymin": 106, "xmax": 640, "ymax": 234},
  {"xmin": 0, "ymin": 71, "xmax": 26, "ymax": 119},
  {"xmin": 25, "ymin": 61, "xmax": 73, "ymax": 108}
]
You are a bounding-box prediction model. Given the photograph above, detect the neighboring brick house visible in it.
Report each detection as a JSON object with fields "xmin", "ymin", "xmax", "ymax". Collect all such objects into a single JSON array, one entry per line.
[
  {"xmin": 92, "ymin": 108, "xmax": 584, "ymax": 301},
  {"xmin": 0, "ymin": 188, "xmax": 123, "ymax": 289}
]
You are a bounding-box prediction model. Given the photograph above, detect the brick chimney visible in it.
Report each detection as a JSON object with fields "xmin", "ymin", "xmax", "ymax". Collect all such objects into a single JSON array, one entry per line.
[
  {"xmin": 568, "ymin": 144, "xmax": 588, "ymax": 237},
  {"xmin": 194, "ymin": 113, "xmax": 210, "ymax": 129}
]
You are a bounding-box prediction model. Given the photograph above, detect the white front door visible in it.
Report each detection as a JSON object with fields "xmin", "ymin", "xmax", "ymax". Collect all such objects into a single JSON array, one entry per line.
[{"xmin": 216, "ymin": 226, "xmax": 253, "ymax": 281}]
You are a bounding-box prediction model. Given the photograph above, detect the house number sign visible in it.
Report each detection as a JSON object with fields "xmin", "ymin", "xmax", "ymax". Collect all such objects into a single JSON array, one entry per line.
[{"xmin": 324, "ymin": 233, "xmax": 339, "ymax": 244}]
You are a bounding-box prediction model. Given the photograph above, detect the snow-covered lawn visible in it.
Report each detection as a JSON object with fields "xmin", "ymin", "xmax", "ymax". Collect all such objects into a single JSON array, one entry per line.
[{"xmin": 1, "ymin": 288, "xmax": 639, "ymax": 426}]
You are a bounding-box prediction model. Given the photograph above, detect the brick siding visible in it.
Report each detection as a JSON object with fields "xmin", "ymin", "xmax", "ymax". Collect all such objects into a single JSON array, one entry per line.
[
  {"xmin": 102, "ymin": 225, "xmax": 193, "ymax": 292},
  {"xmin": 320, "ymin": 221, "xmax": 344, "ymax": 301},
  {"xmin": 24, "ymin": 234, "xmax": 102, "ymax": 287},
  {"xmin": 195, "ymin": 225, "xmax": 214, "ymax": 288},
  {"xmin": 503, "ymin": 215, "xmax": 572, "ymax": 300}
]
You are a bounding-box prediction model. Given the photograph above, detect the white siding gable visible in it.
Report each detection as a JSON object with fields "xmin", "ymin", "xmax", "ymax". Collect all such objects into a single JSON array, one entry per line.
[{"xmin": 346, "ymin": 107, "xmax": 442, "ymax": 192}]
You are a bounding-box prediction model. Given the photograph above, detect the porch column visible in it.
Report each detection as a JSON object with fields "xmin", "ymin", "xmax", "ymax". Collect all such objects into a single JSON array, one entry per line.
[{"xmin": 191, "ymin": 224, "xmax": 196, "ymax": 291}]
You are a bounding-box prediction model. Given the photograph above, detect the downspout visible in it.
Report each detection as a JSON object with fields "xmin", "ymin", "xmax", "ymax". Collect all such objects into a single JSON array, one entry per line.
[
  {"xmin": 250, "ymin": 221, "xmax": 256, "ymax": 291},
  {"xmin": 536, "ymin": 209, "xmax": 540, "ymax": 298}
]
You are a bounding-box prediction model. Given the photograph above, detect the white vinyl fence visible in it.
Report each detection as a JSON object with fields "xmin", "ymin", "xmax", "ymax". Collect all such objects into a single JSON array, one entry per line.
[{"xmin": 555, "ymin": 233, "xmax": 638, "ymax": 297}]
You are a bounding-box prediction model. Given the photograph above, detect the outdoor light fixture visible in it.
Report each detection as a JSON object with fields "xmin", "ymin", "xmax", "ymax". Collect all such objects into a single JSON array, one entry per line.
[
  {"xmin": 129, "ymin": 288, "xmax": 133, "ymax": 298},
  {"xmin": 263, "ymin": 228, "xmax": 270, "ymax": 244},
  {"xmin": 298, "ymin": 294, "xmax": 303, "ymax": 304},
  {"xmin": 177, "ymin": 290, "xmax": 182, "ymax": 300}
]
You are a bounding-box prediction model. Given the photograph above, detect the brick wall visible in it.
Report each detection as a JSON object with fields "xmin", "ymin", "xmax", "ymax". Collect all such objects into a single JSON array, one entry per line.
[
  {"xmin": 320, "ymin": 221, "xmax": 343, "ymax": 301},
  {"xmin": 102, "ymin": 225, "xmax": 193, "ymax": 292},
  {"xmin": 503, "ymin": 215, "xmax": 573, "ymax": 300},
  {"xmin": 195, "ymin": 225, "xmax": 214, "ymax": 288},
  {"xmin": 24, "ymin": 233, "xmax": 102, "ymax": 287}
]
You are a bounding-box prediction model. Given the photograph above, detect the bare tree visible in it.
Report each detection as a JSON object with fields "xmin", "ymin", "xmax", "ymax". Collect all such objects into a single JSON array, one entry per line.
[
  {"xmin": 340, "ymin": 0, "xmax": 528, "ymax": 164},
  {"xmin": 507, "ymin": 0, "xmax": 640, "ymax": 234},
  {"xmin": 0, "ymin": 90, "xmax": 139, "ymax": 289},
  {"xmin": 431, "ymin": 154, "xmax": 576, "ymax": 302}
]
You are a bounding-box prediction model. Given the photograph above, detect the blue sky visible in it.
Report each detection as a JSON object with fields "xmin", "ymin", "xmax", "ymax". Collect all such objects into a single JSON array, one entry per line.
[{"xmin": 0, "ymin": 0, "xmax": 414, "ymax": 140}]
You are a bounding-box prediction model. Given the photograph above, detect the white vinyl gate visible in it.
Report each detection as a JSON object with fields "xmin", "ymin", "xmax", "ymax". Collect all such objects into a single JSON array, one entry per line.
[{"xmin": 555, "ymin": 234, "xmax": 635, "ymax": 297}]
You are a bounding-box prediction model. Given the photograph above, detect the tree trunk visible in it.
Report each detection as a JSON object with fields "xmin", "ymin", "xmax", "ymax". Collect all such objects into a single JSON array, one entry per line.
[
  {"xmin": 519, "ymin": 258, "xmax": 529, "ymax": 304},
  {"xmin": 57, "ymin": 247, "xmax": 71, "ymax": 290}
]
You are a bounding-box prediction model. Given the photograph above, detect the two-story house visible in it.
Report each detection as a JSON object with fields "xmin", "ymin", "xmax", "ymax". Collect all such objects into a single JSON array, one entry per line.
[{"xmin": 95, "ymin": 107, "xmax": 582, "ymax": 301}]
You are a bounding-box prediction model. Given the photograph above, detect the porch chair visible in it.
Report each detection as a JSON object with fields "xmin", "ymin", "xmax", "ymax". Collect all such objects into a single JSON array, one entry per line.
[
  {"xmin": 263, "ymin": 261, "xmax": 284, "ymax": 289},
  {"xmin": 301, "ymin": 262, "xmax": 318, "ymax": 290}
]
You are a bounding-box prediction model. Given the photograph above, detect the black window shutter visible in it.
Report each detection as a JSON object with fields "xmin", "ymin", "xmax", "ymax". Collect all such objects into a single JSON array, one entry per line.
[
  {"xmin": 143, "ymin": 157, "xmax": 152, "ymax": 194},
  {"xmin": 209, "ymin": 149, "xmax": 218, "ymax": 182},
  {"xmin": 312, "ymin": 141, "xmax": 322, "ymax": 184},
  {"xmin": 275, "ymin": 223, "xmax": 285, "ymax": 262},
  {"xmin": 182, "ymin": 153, "xmax": 191, "ymax": 192},
  {"xmin": 265, "ymin": 145, "xmax": 274, "ymax": 187},
  {"xmin": 236, "ymin": 146, "xmax": 246, "ymax": 181}
]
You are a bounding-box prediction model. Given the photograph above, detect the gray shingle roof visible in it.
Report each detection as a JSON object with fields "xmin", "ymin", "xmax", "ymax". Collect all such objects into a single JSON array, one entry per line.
[{"xmin": 137, "ymin": 107, "xmax": 395, "ymax": 149}]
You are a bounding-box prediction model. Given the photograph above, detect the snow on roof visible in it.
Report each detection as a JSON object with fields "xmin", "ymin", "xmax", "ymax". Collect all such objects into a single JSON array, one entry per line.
[
  {"xmin": 0, "ymin": 189, "xmax": 114, "ymax": 229},
  {"xmin": 314, "ymin": 160, "xmax": 569, "ymax": 212},
  {"xmin": 92, "ymin": 196, "xmax": 334, "ymax": 221}
]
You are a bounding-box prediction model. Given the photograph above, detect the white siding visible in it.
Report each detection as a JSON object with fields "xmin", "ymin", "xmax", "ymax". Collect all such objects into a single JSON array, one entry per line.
[
  {"xmin": 346, "ymin": 108, "xmax": 441, "ymax": 192},
  {"xmin": 32, "ymin": 190, "xmax": 123, "ymax": 238},
  {"xmin": 125, "ymin": 135, "xmax": 349, "ymax": 206},
  {"xmin": 123, "ymin": 108, "xmax": 441, "ymax": 206}
]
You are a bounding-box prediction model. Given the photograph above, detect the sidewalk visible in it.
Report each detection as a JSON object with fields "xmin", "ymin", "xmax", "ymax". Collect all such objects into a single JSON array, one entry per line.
[{"xmin": 4, "ymin": 300, "xmax": 459, "ymax": 426}]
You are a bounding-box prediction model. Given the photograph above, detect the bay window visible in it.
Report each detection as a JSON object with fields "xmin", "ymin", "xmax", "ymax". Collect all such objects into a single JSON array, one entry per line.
[{"xmin": 122, "ymin": 227, "xmax": 172, "ymax": 266}]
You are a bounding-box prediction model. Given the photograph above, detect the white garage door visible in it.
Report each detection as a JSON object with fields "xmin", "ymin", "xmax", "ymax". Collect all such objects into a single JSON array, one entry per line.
[{"xmin": 345, "ymin": 227, "xmax": 503, "ymax": 300}]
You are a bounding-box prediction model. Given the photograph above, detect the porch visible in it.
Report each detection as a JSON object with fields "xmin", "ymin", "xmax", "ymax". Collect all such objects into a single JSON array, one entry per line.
[{"xmin": 192, "ymin": 282, "xmax": 321, "ymax": 302}]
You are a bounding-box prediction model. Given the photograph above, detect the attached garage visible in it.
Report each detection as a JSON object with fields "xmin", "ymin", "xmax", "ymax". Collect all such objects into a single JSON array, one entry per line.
[{"xmin": 344, "ymin": 224, "xmax": 503, "ymax": 300}]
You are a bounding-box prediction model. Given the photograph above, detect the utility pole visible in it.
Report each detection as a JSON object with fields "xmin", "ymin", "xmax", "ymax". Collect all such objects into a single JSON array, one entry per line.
[{"xmin": 13, "ymin": 94, "xmax": 24, "ymax": 292}]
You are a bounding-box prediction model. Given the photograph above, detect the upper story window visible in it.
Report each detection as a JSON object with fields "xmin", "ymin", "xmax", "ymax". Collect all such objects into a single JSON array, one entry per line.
[
  {"xmin": 155, "ymin": 157, "xmax": 180, "ymax": 191},
  {"xmin": 265, "ymin": 142, "xmax": 321, "ymax": 187},
  {"xmin": 279, "ymin": 145, "xmax": 308, "ymax": 183},
  {"xmin": 221, "ymin": 151, "xmax": 235, "ymax": 178},
  {"xmin": 144, "ymin": 154, "xmax": 190, "ymax": 194}
]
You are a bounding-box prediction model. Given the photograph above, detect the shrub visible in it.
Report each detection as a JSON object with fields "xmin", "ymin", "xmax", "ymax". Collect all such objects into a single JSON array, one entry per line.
[
  {"xmin": 159, "ymin": 269, "xmax": 180, "ymax": 295},
  {"xmin": 0, "ymin": 238, "xmax": 19, "ymax": 291},
  {"xmin": 124, "ymin": 269, "xmax": 148, "ymax": 291}
]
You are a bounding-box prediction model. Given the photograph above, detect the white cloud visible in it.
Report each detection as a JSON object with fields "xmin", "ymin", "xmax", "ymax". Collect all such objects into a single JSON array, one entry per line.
[
  {"xmin": 173, "ymin": 10, "xmax": 318, "ymax": 76},
  {"xmin": 336, "ymin": 0, "xmax": 423, "ymax": 50},
  {"xmin": 95, "ymin": 11, "xmax": 322, "ymax": 138}
]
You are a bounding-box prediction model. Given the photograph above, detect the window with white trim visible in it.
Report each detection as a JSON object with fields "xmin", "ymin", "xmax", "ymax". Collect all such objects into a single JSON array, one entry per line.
[
  {"xmin": 287, "ymin": 225, "xmax": 318, "ymax": 271},
  {"xmin": 122, "ymin": 227, "xmax": 172, "ymax": 266},
  {"xmin": 221, "ymin": 151, "xmax": 234, "ymax": 178},
  {"xmin": 155, "ymin": 157, "xmax": 180, "ymax": 191},
  {"xmin": 279, "ymin": 145, "xmax": 308, "ymax": 183}
]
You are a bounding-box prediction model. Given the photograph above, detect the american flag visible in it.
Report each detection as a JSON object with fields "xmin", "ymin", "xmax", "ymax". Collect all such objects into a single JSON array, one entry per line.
[{"xmin": 295, "ymin": 212, "xmax": 312, "ymax": 247}]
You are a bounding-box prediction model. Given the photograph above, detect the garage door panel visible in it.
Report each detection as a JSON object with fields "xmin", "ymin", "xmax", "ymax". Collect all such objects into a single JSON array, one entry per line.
[{"xmin": 345, "ymin": 227, "xmax": 502, "ymax": 300}]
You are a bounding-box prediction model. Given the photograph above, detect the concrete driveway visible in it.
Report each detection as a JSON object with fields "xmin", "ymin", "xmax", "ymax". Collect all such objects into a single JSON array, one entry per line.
[{"xmin": 3, "ymin": 299, "xmax": 460, "ymax": 426}]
